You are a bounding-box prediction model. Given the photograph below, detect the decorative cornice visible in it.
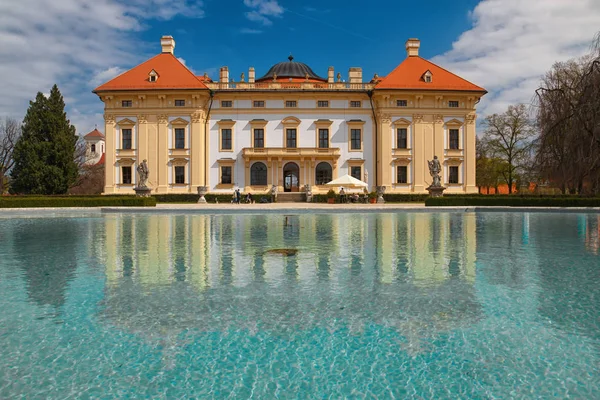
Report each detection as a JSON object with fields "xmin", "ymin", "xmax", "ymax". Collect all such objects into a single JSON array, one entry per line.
[
  {"xmin": 137, "ymin": 114, "xmax": 147, "ymax": 124},
  {"xmin": 466, "ymin": 114, "xmax": 476, "ymax": 124},
  {"xmin": 191, "ymin": 111, "xmax": 204, "ymax": 123},
  {"xmin": 158, "ymin": 114, "xmax": 168, "ymax": 124},
  {"xmin": 412, "ymin": 114, "xmax": 424, "ymax": 123},
  {"xmin": 433, "ymin": 114, "xmax": 444, "ymax": 124},
  {"xmin": 104, "ymin": 114, "xmax": 115, "ymax": 123},
  {"xmin": 377, "ymin": 112, "xmax": 391, "ymax": 123}
]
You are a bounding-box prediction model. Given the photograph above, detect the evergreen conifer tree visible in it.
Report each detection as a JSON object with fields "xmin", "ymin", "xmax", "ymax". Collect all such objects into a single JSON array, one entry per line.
[{"xmin": 11, "ymin": 85, "xmax": 78, "ymax": 194}]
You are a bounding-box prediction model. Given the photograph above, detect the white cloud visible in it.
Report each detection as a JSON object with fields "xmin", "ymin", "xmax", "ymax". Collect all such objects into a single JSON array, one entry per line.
[
  {"xmin": 240, "ymin": 28, "xmax": 263, "ymax": 34},
  {"xmin": 243, "ymin": 0, "xmax": 283, "ymax": 25},
  {"xmin": 90, "ymin": 67, "xmax": 124, "ymax": 87},
  {"xmin": 432, "ymin": 0, "xmax": 600, "ymax": 118},
  {"xmin": 0, "ymin": 0, "xmax": 205, "ymax": 135}
]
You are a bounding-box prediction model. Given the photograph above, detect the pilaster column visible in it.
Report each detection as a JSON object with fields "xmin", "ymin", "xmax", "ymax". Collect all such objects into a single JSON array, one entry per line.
[
  {"xmin": 465, "ymin": 114, "xmax": 477, "ymax": 193},
  {"xmin": 433, "ymin": 114, "xmax": 445, "ymax": 163},
  {"xmin": 103, "ymin": 114, "xmax": 116, "ymax": 194},
  {"xmin": 157, "ymin": 114, "xmax": 169, "ymax": 193},
  {"xmin": 190, "ymin": 111, "xmax": 204, "ymax": 188},
  {"xmin": 376, "ymin": 112, "xmax": 392, "ymax": 186},
  {"xmin": 412, "ymin": 114, "xmax": 425, "ymax": 192},
  {"xmin": 137, "ymin": 114, "xmax": 148, "ymax": 169}
]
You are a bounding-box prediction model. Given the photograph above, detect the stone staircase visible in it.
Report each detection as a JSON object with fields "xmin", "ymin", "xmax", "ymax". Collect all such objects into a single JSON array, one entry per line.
[{"xmin": 276, "ymin": 192, "xmax": 305, "ymax": 203}]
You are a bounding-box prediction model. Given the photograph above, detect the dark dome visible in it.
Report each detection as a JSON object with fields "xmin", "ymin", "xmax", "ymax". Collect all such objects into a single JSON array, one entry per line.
[{"xmin": 257, "ymin": 55, "xmax": 326, "ymax": 81}]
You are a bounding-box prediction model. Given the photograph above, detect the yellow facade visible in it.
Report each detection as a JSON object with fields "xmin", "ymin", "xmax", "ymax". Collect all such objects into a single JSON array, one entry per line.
[{"xmin": 95, "ymin": 36, "xmax": 484, "ymax": 195}]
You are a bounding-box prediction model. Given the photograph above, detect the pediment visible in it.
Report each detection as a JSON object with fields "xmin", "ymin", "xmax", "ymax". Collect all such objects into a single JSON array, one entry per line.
[
  {"xmin": 282, "ymin": 116, "xmax": 301, "ymax": 125},
  {"xmin": 170, "ymin": 117, "xmax": 189, "ymax": 126},
  {"xmin": 445, "ymin": 118, "xmax": 464, "ymax": 126},
  {"xmin": 393, "ymin": 118, "xmax": 411, "ymax": 126},
  {"xmin": 117, "ymin": 118, "xmax": 136, "ymax": 126}
]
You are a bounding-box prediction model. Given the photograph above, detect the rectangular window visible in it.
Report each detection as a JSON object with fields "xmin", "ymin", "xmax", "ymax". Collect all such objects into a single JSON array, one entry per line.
[
  {"xmin": 286, "ymin": 129, "xmax": 297, "ymax": 148},
  {"xmin": 449, "ymin": 166, "xmax": 459, "ymax": 184},
  {"xmin": 253, "ymin": 100, "xmax": 265, "ymax": 108},
  {"xmin": 350, "ymin": 101, "xmax": 362, "ymax": 108},
  {"xmin": 221, "ymin": 166, "xmax": 232, "ymax": 184},
  {"xmin": 317, "ymin": 100, "xmax": 329, "ymax": 108},
  {"xmin": 253, "ymin": 128, "xmax": 264, "ymax": 148},
  {"xmin": 397, "ymin": 166, "xmax": 408, "ymax": 184},
  {"xmin": 449, "ymin": 129, "xmax": 460, "ymax": 149},
  {"xmin": 221, "ymin": 128, "xmax": 232, "ymax": 150},
  {"xmin": 121, "ymin": 129, "xmax": 132, "ymax": 149},
  {"xmin": 221, "ymin": 100, "xmax": 233, "ymax": 107},
  {"xmin": 174, "ymin": 166, "xmax": 185, "ymax": 184},
  {"xmin": 397, "ymin": 128, "xmax": 408, "ymax": 149},
  {"xmin": 350, "ymin": 129, "xmax": 361, "ymax": 150},
  {"xmin": 449, "ymin": 101, "xmax": 459, "ymax": 108},
  {"xmin": 285, "ymin": 100, "xmax": 297, "ymax": 108},
  {"xmin": 122, "ymin": 100, "xmax": 132, "ymax": 107},
  {"xmin": 318, "ymin": 128, "xmax": 329, "ymax": 148},
  {"xmin": 397, "ymin": 99, "xmax": 408, "ymax": 107},
  {"xmin": 174, "ymin": 128, "xmax": 185, "ymax": 149},
  {"xmin": 122, "ymin": 166, "xmax": 132, "ymax": 184},
  {"xmin": 174, "ymin": 99, "xmax": 185, "ymax": 107},
  {"xmin": 351, "ymin": 166, "xmax": 361, "ymax": 180}
]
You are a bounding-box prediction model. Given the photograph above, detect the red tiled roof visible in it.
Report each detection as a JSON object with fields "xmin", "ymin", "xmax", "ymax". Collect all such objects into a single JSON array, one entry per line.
[
  {"xmin": 376, "ymin": 56, "xmax": 486, "ymax": 92},
  {"xmin": 84, "ymin": 128, "xmax": 104, "ymax": 139},
  {"xmin": 95, "ymin": 153, "xmax": 105, "ymax": 166},
  {"xmin": 94, "ymin": 53, "xmax": 208, "ymax": 92}
]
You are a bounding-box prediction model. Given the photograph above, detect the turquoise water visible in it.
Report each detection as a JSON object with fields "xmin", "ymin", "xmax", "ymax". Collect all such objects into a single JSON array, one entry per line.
[{"xmin": 0, "ymin": 211, "xmax": 599, "ymax": 398}]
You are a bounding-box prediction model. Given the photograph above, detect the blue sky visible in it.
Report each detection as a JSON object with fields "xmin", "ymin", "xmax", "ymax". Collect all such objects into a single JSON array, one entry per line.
[{"xmin": 0, "ymin": 0, "xmax": 599, "ymax": 135}]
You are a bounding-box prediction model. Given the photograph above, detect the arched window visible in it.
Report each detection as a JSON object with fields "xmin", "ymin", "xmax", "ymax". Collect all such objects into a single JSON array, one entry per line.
[
  {"xmin": 91, "ymin": 144, "xmax": 96, "ymax": 153},
  {"xmin": 250, "ymin": 162, "xmax": 267, "ymax": 185},
  {"xmin": 315, "ymin": 162, "xmax": 332, "ymax": 185}
]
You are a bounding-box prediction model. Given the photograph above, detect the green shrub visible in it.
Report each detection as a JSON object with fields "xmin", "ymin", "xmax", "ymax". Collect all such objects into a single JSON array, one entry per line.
[
  {"xmin": 383, "ymin": 193, "xmax": 428, "ymax": 202},
  {"xmin": 153, "ymin": 194, "xmax": 199, "ymax": 203},
  {"xmin": 425, "ymin": 196, "xmax": 600, "ymax": 207},
  {"xmin": 0, "ymin": 195, "xmax": 156, "ymax": 208}
]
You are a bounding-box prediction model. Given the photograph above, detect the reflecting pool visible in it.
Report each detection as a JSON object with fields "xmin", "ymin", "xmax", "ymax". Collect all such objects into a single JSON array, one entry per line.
[{"xmin": 0, "ymin": 212, "xmax": 599, "ymax": 398}]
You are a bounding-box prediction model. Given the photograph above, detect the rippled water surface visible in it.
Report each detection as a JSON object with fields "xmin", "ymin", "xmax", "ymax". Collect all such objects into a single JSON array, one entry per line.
[{"xmin": 0, "ymin": 211, "xmax": 599, "ymax": 398}]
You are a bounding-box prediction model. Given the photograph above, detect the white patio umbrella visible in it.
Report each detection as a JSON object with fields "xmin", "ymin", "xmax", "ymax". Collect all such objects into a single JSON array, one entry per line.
[{"xmin": 324, "ymin": 174, "xmax": 368, "ymax": 189}]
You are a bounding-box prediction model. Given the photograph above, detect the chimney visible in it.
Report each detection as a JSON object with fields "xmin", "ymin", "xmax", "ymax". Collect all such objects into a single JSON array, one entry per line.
[
  {"xmin": 161, "ymin": 36, "xmax": 175, "ymax": 54},
  {"xmin": 248, "ymin": 67, "xmax": 255, "ymax": 83},
  {"xmin": 328, "ymin": 67, "xmax": 334, "ymax": 83},
  {"xmin": 405, "ymin": 38, "xmax": 420, "ymax": 57},
  {"xmin": 219, "ymin": 67, "xmax": 229, "ymax": 83},
  {"xmin": 348, "ymin": 67, "xmax": 362, "ymax": 83}
]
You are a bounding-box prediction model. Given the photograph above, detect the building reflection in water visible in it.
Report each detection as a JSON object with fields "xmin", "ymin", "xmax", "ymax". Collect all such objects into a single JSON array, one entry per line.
[{"xmin": 100, "ymin": 212, "xmax": 481, "ymax": 349}]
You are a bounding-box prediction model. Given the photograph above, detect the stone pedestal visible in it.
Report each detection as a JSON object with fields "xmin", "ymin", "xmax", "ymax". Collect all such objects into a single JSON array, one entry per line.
[
  {"xmin": 134, "ymin": 187, "xmax": 152, "ymax": 197},
  {"xmin": 376, "ymin": 185, "xmax": 386, "ymax": 203},
  {"xmin": 426, "ymin": 185, "xmax": 447, "ymax": 197},
  {"xmin": 197, "ymin": 186, "xmax": 208, "ymax": 203},
  {"xmin": 304, "ymin": 184, "xmax": 312, "ymax": 203}
]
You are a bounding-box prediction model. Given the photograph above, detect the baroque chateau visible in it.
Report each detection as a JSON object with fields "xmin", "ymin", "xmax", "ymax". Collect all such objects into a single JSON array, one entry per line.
[{"xmin": 94, "ymin": 36, "xmax": 486, "ymax": 196}]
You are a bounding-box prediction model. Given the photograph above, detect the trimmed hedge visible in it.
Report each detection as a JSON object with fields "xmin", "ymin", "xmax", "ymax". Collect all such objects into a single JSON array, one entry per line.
[
  {"xmin": 425, "ymin": 196, "xmax": 600, "ymax": 207},
  {"xmin": 153, "ymin": 194, "xmax": 199, "ymax": 203},
  {"xmin": 0, "ymin": 196, "xmax": 156, "ymax": 208},
  {"xmin": 383, "ymin": 194, "xmax": 429, "ymax": 203}
]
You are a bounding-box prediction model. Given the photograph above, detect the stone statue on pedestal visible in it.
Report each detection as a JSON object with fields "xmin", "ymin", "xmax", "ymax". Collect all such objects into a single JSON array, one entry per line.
[
  {"xmin": 428, "ymin": 156, "xmax": 442, "ymax": 188},
  {"xmin": 426, "ymin": 155, "xmax": 446, "ymax": 197},
  {"xmin": 136, "ymin": 160, "xmax": 149, "ymax": 188},
  {"xmin": 134, "ymin": 160, "xmax": 151, "ymax": 197}
]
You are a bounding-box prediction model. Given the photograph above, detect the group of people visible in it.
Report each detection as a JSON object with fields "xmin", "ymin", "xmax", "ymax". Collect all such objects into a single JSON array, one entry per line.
[
  {"xmin": 231, "ymin": 188, "xmax": 254, "ymax": 204},
  {"xmin": 338, "ymin": 187, "xmax": 368, "ymax": 203}
]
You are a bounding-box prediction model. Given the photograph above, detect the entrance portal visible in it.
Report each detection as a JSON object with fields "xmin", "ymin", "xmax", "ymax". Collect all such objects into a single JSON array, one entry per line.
[{"xmin": 283, "ymin": 162, "xmax": 300, "ymax": 192}]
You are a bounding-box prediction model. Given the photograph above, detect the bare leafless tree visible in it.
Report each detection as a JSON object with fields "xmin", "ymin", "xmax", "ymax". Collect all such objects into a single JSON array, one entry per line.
[
  {"xmin": 535, "ymin": 32, "xmax": 600, "ymax": 194},
  {"xmin": 0, "ymin": 117, "xmax": 22, "ymax": 194},
  {"xmin": 482, "ymin": 104, "xmax": 537, "ymax": 194}
]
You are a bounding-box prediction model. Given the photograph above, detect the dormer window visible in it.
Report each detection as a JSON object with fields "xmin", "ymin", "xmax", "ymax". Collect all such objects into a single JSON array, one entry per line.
[
  {"xmin": 148, "ymin": 69, "xmax": 159, "ymax": 83},
  {"xmin": 423, "ymin": 70, "xmax": 432, "ymax": 83}
]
